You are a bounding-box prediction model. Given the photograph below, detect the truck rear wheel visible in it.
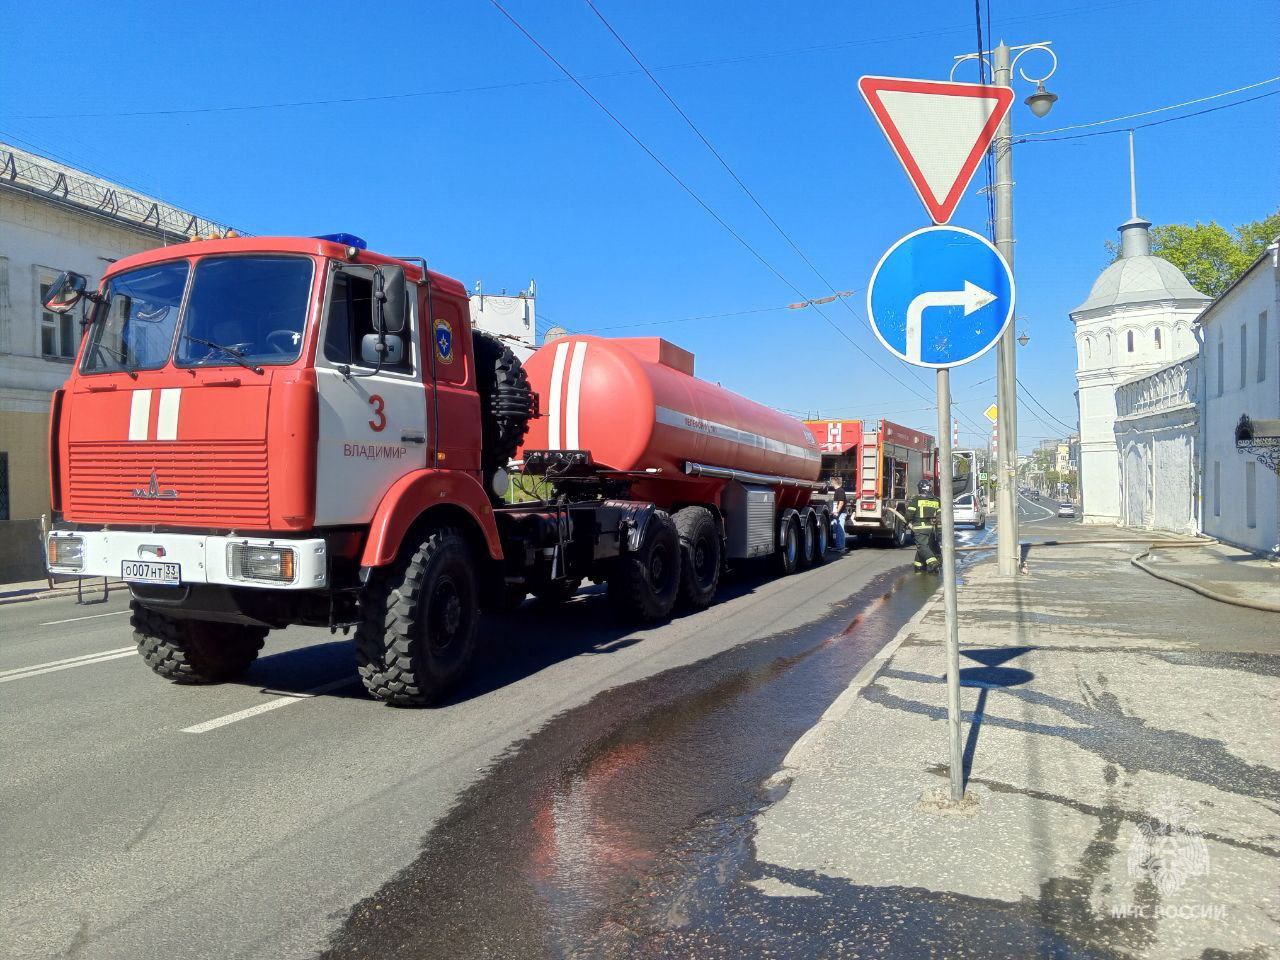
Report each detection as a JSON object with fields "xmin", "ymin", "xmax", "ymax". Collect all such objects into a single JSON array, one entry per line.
[
  {"xmin": 797, "ymin": 514, "xmax": 816, "ymax": 570},
  {"xmin": 356, "ymin": 527, "xmax": 479, "ymax": 707},
  {"xmin": 893, "ymin": 519, "xmax": 912, "ymax": 549},
  {"xmin": 132, "ymin": 601, "xmax": 265, "ymax": 684},
  {"xmin": 773, "ymin": 516, "xmax": 800, "ymax": 576},
  {"xmin": 609, "ymin": 510, "xmax": 680, "ymax": 623},
  {"xmin": 809, "ymin": 513, "xmax": 830, "ymax": 566},
  {"xmin": 674, "ymin": 506, "xmax": 721, "ymax": 609}
]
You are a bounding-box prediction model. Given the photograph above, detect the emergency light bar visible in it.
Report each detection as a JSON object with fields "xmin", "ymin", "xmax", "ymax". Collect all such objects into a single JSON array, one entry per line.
[{"xmin": 313, "ymin": 233, "xmax": 367, "ymax": 249}]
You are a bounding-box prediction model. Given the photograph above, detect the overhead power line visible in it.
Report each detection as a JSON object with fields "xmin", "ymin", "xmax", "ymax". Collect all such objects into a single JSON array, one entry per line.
[
  {"xmin": 1016, "ymin": 378, "xmax": 1077, "ymax": 433},
  {"xmin": 487, "ymin": 0, "xmax": 958, "ymax": 416},
  {"xmin": 576, "ymin": 0, "xmax": 990, "ymax": 436},
  {"xmin": 1020, "ymin": 75, "xmax": 1280, "ymax": 137},
  {"xmin": 1016, "ymin": 90, "xmax": 1279, "ymax": 144}
]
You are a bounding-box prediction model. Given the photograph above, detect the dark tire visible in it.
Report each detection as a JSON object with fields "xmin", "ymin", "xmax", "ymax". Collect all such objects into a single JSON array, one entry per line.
[
  {"xmin": 674, "ymin": 506, "xmax": 721, "ymax": 609},
  {"xmin": 356, "ymin": 528, "xmax": 479, "ymax": 707},
  {"xmin": 531, "ymin": 578, "xmax": 582, "ymax": 606},
  {"xmin": 132, "ymin": 601, "xmax": 265, "ymax": 684},
  {"xmin": 608, "ymin": 510, "xmax": 681, "ymax": 623},
  {"xmin": 797, "ymin": 513, "xmax": 817, "ymax": 570},
  {"xmin": 893, "ymin": 520, "xmax": 911, "ymax": 549},
  {"xmin": 773, "ymin": 517, "xmax": 800, "ymax": 576},
  {"xmin": 976, "ymin": 519, "xmax": 987, "ymax": 530},
  {"xmin": 472, "ymin": 331, "xmax": 534, "ymax": 481},
  {"xmin": 810, "ymin": 513, "xmax": 830, "ymax": 566}
]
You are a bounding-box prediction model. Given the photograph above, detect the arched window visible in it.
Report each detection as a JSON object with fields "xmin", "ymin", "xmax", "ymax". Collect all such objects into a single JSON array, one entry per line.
[
  {"xmin": 1126, "ymin": 330, "xmax": 1135, "ymax": 353},
  {"xmin": 1154, "ymin": 328, "xmax": 1162, "ymax": 349},
  {"xmin": 1085, "ymin": 336, "xmax": 1092, "ymax": 360},
  {"xmin": 1105, "ymin": 331, "xmax": 1112, "ymax": 355}
]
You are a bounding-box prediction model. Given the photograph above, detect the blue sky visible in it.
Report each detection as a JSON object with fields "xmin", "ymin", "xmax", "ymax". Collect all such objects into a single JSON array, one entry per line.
[{"xmin": 3, "ymin": 0, "xmax": 1275, "ymax": 449}]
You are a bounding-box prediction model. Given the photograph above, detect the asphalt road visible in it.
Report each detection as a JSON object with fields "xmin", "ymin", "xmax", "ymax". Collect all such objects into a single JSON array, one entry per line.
[{"xmin": 0, "ymin": 541, "xmax": 927, "ymax": 960}]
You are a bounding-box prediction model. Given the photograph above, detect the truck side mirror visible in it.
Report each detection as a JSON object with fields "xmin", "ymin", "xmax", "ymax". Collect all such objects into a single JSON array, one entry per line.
[
  {"xmin": 373, "ymin": 265, "xmax": 407, "ymax": 334},
  {"xmin": 361, "ymin": 333, "xmax": 404, "ymax": 366},
  {"xmin": 44, "ymin": 271, "xmax": 88, "ymax": 314}
]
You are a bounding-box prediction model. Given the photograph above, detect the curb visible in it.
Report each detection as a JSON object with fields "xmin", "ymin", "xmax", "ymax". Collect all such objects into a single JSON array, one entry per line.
[
  {"xmin": 781, "ymin": 576, "xmax": 948, "ymax": 770},
  {"xmin": 1131, "ymin": 550, "xmax": 1280, "ymax": 614},
  {"xmin": 0, "ymin": 579, "xmax": 120, "ymax": 607}
]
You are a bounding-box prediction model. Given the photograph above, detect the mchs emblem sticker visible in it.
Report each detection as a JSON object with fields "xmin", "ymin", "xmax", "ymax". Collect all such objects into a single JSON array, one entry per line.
[{"xmin": 434, "ymin": 319, "xmax": 454, "ymax": 364}]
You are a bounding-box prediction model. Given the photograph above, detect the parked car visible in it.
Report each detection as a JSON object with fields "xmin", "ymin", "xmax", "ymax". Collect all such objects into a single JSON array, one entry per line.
[
  {"xmin": 1057, "ymin": 502, "xmax": 1076, "ymax": 518},
  {"xmin": 954, "ymin": 493, "xmax": 988, "ymax": 529}
]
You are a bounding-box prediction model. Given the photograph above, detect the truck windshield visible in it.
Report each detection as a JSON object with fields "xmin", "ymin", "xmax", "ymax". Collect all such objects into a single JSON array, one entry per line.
[
  {"xmin": 176, "ymin": 256, "xmax": 313, "ymax": 368},
  {"xmin": 81, "ymin": 261, "xmax": 190, "ymax": 374}
]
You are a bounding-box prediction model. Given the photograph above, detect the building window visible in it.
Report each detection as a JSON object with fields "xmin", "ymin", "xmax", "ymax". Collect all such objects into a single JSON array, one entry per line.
[
  {"xmin": 39, "ymin": 277, "xmax": 78, "ymax": 360},
  {"xmin": 1216, "ymin": 332, "xmax": 1224, "ymax": 397},
  {"xmin": 1126, "ymin": 330, "xmax": 1134, "ymax": 353},
  {"xmin": 1153, "ymin": 328, "xmax": 1162, "ymax": 350},
  {"xmin": 1213, "ymin": 461, "xmax": 1221, "ymax": 517},
  {"xmin": 1084, "ymin": 336, "xmax": 1092, "ymax": 361},
  {"xmin": 1259, "ymin": 311, "xmax": 1268, "ymax": 383},
  {"xmin": 0, "ymin": 451, "xmax": 8, "ymax": 521},
  {"xmin": 1240, "ymin": 323, "xmax": 1248, "ymax": 389},
  {"xmin": 1245, "ymin": 461, "xmax": 1257, "ymax": 529}
]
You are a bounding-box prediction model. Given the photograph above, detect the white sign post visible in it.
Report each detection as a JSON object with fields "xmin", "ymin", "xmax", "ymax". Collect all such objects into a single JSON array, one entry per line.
[{"xmin": 861, "ymin": 78, "xmax": 1015, "ymax": 802}]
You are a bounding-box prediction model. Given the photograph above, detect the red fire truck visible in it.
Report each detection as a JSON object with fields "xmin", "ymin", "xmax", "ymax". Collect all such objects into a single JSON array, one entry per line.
[
  {"xmin": 41, "ymin": 235, "xmax": 831, "ymax": 706},
  {"xmin": 804, "ymin": 418, "xmax": 937, "ymax": 547}
]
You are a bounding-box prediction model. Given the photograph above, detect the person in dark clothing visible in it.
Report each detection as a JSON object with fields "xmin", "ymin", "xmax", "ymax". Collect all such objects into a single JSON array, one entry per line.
[
  {"xmin": 906, "ymin": 478, "xmax": 942, "ymax": 572},
  {"xmin": 829, "ymin": 475, "xmax": 848, "ymax": 551}
]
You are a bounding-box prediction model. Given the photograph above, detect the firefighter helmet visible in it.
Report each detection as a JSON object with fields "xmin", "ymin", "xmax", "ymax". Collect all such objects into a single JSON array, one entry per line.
[{"xmin": 918, "ymin": 478, "xmax": 935, "ymax": 496}]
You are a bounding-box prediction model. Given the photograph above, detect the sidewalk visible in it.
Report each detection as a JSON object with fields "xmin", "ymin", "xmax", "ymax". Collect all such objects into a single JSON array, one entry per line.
[
  {"xmin": 750, "ymin": 538, "xmax": 1280, "ymax": 958},
  {"xmin": 1136, "ymin": 541, "xmax": 1280, "ymax": 611},
  {"xmin": 0, "ymin": 576, "xmax": 118, "ymax": 606}
]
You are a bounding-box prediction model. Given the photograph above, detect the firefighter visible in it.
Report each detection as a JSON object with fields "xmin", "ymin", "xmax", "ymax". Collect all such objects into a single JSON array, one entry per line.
[{"xmin": 906, "ymin": 478, "xmax": 941, "ymax": 573}]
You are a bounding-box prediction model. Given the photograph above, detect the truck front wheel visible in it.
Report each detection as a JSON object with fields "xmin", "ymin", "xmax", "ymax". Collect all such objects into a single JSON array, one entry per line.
[
  {"xmin": 132, "ymin": 602, "xmax": 265, "ymax": 684},
  {"xmin": 674, "ymin": 506, "xmax": 721, "ymax": 609},
  {"xmin": 356, "ymin": 528, "xmax": 479, "ymax": 707},
  {"xmin": 609, "ymin": 510, "xmax": 681, "ymax": 623}
]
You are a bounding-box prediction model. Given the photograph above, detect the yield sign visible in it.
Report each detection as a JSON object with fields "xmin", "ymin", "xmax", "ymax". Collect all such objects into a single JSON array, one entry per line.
[{"xmin": 858, "ymin": 76, "xmax": 1013, "ymax": 224}]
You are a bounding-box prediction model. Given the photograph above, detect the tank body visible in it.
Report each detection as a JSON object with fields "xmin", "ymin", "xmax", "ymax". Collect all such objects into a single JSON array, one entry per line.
[{"xmin": 521, "ymin": 337, "xmax": 820, "ymax": 505}]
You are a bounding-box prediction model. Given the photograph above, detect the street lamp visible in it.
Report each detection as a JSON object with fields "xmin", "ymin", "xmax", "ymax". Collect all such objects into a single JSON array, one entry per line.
[
  {"xmin": 1017, "ymin": 331, "xmax": 1030, "ymax": 347},
  {"xmin": 950, "ymin": 40, "xmax": 1059, "ymax": 578}
]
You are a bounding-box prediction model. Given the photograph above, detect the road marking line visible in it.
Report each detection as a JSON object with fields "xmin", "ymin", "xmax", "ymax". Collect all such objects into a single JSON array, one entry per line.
[
  {"xmin": 181, "ymin": 676, "xmax": 359, "ymax": 734},
  {"xmin": 40, "ymin": 610, "xmax": 131, "ymax": 626},
  {"xmin": 0, "ymin": 648, "xmax": 135, "ymax": 683}
]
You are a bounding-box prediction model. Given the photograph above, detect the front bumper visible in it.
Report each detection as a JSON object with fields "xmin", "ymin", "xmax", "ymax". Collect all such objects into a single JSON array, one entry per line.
[{"xmin": 46, "ymin": 530, "xmax": 328, "ymax": 590}]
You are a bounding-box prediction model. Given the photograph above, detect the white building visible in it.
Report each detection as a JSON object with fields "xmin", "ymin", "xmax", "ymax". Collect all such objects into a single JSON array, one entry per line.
[
  {"xmin": 1112, "ymin": 356, "xmax": 1199, "ymax": 535},
  {"xmin": 1197, "ymin": 241, "xmax": 1279, "ymax": 554},
  {"xmin": 0, "ymin": 141, "xmax": 231, "ymax": 578},
  {"xmin": 469, "ymin": 281, "xmax": 537, "ymax": 361},
  {"xmin": 1072, "ymin": 208, "xmax": 1211, "ymax": 524}
]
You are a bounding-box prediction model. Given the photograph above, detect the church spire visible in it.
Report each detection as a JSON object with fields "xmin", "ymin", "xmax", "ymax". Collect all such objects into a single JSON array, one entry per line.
[{"xmin": 1118, "ymin": 130, "xmax": 1152, "ymax": 258}]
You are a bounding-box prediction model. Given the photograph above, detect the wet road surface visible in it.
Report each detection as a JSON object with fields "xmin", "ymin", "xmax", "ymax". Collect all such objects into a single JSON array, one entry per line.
[{"xmin": 322, "ymin": 565, "xmax": 938, "ymax": 959}]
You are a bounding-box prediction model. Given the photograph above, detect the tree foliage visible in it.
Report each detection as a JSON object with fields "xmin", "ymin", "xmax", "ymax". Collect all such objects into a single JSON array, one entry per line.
[{"xmin": 1106, "ymin": 208, "xmax": 1280, "ymax": 298}]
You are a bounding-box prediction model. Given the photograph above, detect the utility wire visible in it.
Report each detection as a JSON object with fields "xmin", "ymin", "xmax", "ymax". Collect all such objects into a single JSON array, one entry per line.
[
  {"xmin": 1016, "ymin": 377, "xmax": 1077, "ymax": 433},
  {"xmin": 578, "ymin": 0, "xmax": 990, "ymax": 436},
  {"xmin": 1021, "ymin": 75, "xmax": 1280, "ymax": 137},
  {"xmin": 488, "ymin": 0, "xmax": 952, "ymax": 413},
  {"xmin": 1015, "ymin": 91, "xmax": 1279, "ymax": 144}
]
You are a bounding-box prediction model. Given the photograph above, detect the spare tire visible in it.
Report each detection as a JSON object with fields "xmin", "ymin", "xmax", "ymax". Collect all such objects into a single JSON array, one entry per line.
[{"xmin": 472, "ymin": 331, "xmax": 533, "ymax": 480}]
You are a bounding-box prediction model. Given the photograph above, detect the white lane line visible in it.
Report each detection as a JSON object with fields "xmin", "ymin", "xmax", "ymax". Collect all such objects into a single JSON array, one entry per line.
[
  {"xmin": 181, "ymin": 676, "xmax": 360, "ymax": 734},
  {"xmin": 0, "ymin": 648, "xmax": 135, "ymax": 683},
  {"xmin": 1018, "ymin": 493, "xmax": 1058, "ymax": 523},
  {"xmin": 40, "ymin": 610, "xmax": 130, "ymax": 626}
]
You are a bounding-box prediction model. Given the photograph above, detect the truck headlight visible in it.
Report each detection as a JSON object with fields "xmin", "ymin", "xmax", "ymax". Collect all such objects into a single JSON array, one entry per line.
[
  {"xmin": 48, "ymin": 535, "xmax": 84, "ymax": 570},
  {"xmin": 227, "ymin": 543, "xmax": 296, "ymax": 583}
]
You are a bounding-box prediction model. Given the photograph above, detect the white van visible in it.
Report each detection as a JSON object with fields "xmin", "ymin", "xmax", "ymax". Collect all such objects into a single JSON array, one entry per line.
[{"xmin": 953, "ymin": 492, "xmax": 987, "ymax": 529}]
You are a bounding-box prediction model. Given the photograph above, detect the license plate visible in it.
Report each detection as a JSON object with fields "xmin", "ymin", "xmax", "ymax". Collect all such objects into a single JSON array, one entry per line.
[{"xmin": 121, "ymin": 560, "xmax": 181, "ymax": 586}]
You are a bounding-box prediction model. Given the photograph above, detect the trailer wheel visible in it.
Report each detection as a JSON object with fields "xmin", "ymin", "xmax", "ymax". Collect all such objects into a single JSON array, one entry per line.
[
  {"xmin": 132, "ymin": 601, "xmax": 265, "ymax": 684},
  {"xmin": 809, "ymin": 513, "xmax": 830, "ymax": 566},
  {"xmin": 796, "ymin": 514, "xmax": 816, "ymax": 570},
  {"xmin": 356, "ymin": 527, "xmax": 479, "ymax": 707},
  {"xmin": 531, "ymin": 578, "xmax": 582, "ymax": 606},
  {"xmin": 773, "ymin": 516, "xmax": 800, "ymax": 576},
  {"xmin": 609, "ymin": 510, "xmax": 680, "ymax": 623},
  {"xmin": 674, "ymin": 506, "xmax": 721, "ymax": 609}
]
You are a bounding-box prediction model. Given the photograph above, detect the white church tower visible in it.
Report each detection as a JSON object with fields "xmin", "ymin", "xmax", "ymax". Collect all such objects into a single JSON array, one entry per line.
[{"xmin": 1071, "ymin": 138, "xmax": 1211, "ymax": 524}]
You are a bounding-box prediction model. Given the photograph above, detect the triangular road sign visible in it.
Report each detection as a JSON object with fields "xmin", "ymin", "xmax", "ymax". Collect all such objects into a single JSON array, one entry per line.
[{"xmin": 858, "ymin": 76, "xmax": 1014, "ymax": 224}]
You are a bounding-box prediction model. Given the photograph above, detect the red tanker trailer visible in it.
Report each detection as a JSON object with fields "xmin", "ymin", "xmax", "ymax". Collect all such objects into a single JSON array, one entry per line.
[
  {"xmin": 512, "ymin": 335, "xmax": 830, "ymax": 613},
  {"xmin": 41, "ymin": 235, "xmax": 832, "ymax": 707}
]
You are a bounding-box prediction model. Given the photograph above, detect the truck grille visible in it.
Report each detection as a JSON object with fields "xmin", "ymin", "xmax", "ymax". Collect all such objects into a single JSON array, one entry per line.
[{"xmin": 66, "ymin": 441, "xmax": 270, "ymax": 527}]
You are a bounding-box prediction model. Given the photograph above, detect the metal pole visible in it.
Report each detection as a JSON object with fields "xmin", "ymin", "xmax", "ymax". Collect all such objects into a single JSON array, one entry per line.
[
  {"xmin": 936, "ymin": 367, "xmax": 964, "ymax": 802},
  {"xmin": 992, "ymin": 41, "xmax": 1020, "ymax": 575}
]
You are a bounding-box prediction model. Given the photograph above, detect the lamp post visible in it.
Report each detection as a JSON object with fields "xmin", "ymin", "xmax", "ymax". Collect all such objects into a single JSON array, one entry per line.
[{"xmin": 952, "ymin": 41, "xmax": 1058, "ymax": 576}]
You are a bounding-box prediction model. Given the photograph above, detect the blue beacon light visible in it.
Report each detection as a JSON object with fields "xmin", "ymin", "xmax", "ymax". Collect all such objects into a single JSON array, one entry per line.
[{"xmin": 314, "ymin": 233, "xmax": 367, "ymax": 249}]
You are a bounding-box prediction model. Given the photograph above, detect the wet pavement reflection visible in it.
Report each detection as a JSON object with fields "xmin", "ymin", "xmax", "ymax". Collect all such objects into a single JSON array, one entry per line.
[{"xmin": 320, "ymin": 564, "xmax": 936, "ymax": 959}]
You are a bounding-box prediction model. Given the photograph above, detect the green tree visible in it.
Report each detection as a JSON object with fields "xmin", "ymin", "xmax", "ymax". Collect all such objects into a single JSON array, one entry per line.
[{"xmin": 1106, "ymin": 208, "xmax": 1280, "ymax": 298}]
